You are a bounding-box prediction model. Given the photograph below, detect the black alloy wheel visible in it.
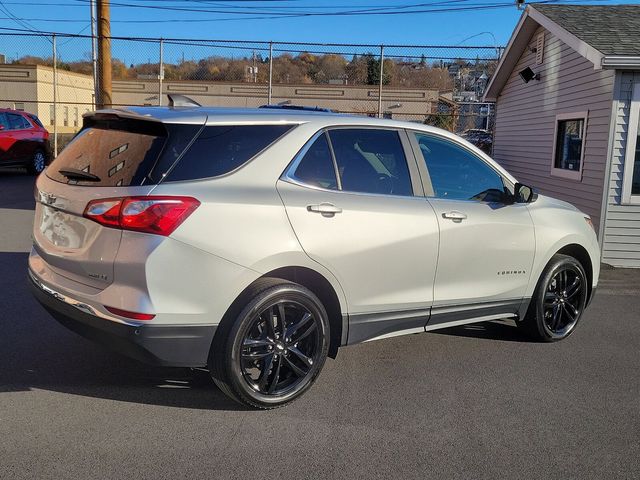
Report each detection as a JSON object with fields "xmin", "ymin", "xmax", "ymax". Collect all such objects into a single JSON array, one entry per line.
[
  {"xmin": 209, "ymin": 279, "xmax": 329, "ymax": 409},
  {"xmin": 239, "ymin": 300, "xmax": 322, "ymax": 395},
  {"xmin": 542, "ymin": 267, "xmax": 584, "ymax": 337},
  {"xmin": 519, "ymin": 254, "xmax": 588, "ymax": 342}
]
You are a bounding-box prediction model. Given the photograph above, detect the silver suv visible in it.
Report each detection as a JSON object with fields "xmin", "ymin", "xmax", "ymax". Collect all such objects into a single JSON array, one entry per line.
[{"xmin": 29, "ymin": 105, "xmax": 600, "ymax": 408}]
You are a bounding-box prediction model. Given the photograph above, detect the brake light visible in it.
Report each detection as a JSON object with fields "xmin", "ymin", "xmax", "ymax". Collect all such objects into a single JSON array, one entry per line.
[
  {"xmin": 104, "ymin": 305, "xmax": 155, "ymax": 321},
  {"xmin": 84, "ymin": 196, "xmax": 200, "ymax": 236}
]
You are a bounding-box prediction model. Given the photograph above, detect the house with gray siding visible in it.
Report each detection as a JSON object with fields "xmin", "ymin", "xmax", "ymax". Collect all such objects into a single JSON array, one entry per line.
[{"xmin": 484, "ymin": 4, "xmax": 640, "ymax": 268}]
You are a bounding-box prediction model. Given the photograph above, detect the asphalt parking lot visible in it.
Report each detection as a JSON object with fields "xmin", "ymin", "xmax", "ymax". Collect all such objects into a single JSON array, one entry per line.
[{"xmin": 1, "ymin": 171, "xmax": 639, "ymax": 480}]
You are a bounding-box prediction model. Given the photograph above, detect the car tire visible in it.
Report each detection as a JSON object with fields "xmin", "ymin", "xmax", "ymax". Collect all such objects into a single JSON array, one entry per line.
[
  {"xmin": 209, "ymin": 278, "xmax": 330, "ymax": 409},
  {"xmin": 518, "ymin": 254, "xmax": 588, "ymax": 342},
  {"xmin": 27, "ymin": 149, "xmax": 47, "ymax": 175}
]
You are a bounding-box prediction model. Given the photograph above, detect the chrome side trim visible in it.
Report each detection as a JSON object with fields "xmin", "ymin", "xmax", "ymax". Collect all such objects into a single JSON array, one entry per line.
[
  {"xmin": 28, "ymin": 269, "xmax": 143, "ymax": 327},
  {"xmin": 347, "ymin": 307, "xmax": 431, "ymax": 345},
  {"xmin": 347, "ymin": 299, "xmax": 526, "ymax": 345},
  {"xmin": 364, "ymin": 326, "xmax": 425, "ymax": 343},
  {"xmin": 427, "ymin": 299, "xmax": 522, "ymax": 327}
]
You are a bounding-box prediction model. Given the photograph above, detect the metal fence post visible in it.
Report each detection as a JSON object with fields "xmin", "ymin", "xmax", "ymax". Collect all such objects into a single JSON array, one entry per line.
[
  {"xmin": 158, "ymin": 38, "xmax": 164, "ymax": 106},
  {"xmin": 268, "ymin": 41, "xmax": 273, "ymax": 105},
  {"xmin": 90, "ymin": 0, "xmax": 97, "ymax": 109},
  {"xmin": 378, "ymin": 44, "xmax": 384, "ymax": 118},
  {"xmin": 52, "ymin": 33, "xmax": 58, "ymax": 158}
]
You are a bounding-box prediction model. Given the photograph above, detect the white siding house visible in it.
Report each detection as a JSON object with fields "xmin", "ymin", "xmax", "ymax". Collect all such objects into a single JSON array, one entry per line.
[{"xmin": 485, "ymin": 4, "xmax": 640, "ymax": 268}]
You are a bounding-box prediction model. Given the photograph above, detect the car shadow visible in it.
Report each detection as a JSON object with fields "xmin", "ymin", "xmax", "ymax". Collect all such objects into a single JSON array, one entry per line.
[
  {"xmin": 431, "ymin": 319, "xmax": 530, "ymax": 342},
  {"xmin": 0, "ymin": 251, "xmax": 248, "ymax": 411}
]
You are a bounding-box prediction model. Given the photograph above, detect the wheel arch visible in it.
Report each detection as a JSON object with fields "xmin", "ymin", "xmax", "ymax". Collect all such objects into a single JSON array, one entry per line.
[
  {"xmin": 555, "ymin": 243, "xmax": 594, "ymax": 303},
  {"xmin": 213, "ymin": 266, "xmax": 346, "ymax": 359}
]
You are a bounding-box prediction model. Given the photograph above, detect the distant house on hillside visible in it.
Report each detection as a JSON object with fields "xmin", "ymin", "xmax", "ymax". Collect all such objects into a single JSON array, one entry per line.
[{"xmin": 484, "ymin": 4, "xmax": 640, "ymax": 268}]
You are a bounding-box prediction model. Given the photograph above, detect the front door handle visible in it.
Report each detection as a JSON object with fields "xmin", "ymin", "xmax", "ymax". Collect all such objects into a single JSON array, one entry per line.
[
  {"xmin": 307, "ymin": 203, "xmax": 342, "ymax": 217},
  {"xmin": 442, "ymin": 211, "xmax": 467, "ymax": 222}
]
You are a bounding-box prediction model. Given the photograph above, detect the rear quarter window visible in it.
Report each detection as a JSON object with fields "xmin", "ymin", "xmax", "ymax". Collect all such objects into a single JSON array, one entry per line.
[
  {"xmin": 28, "ymin": 114, "xmax": 45, "ymax": 128},
  {"xmin": 164, "ymin": 124, "xmax": 295, "ymax": 182}
]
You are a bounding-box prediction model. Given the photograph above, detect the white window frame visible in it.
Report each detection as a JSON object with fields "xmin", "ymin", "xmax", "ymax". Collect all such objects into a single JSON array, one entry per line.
[
  {"xmin": 622, "ymin": 81, "xmax": 640, "ymax": 205},
  {"xmin": 550, "ymin": 111, "xmax": 588, "ymax": 181}
]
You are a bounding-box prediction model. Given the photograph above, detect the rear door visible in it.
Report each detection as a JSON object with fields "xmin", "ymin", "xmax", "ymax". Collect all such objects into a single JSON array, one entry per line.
[
  {"xmin": 6, "ymin": 113, "xmax": 32, "ymax": 161},
  {"xmin": 278, "ymin": 127, "xmax": 439, "ymax": 343},
  {"xmin": 33, "ymin": 116, "xmax": 202, "ymax": 289},
  {"xmin": 408, "ymin": 131, "xmax": 535, "ymax": 323}
]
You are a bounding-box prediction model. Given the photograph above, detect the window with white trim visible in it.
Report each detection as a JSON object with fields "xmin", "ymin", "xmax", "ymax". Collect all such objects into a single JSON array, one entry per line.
[
  {"xmin": 551, "ymin": 112, "xmax": 587, "ymax": 181},
  {"xmin": 622, "ymin": 81, "xmax": 640, "ymax": 204}
]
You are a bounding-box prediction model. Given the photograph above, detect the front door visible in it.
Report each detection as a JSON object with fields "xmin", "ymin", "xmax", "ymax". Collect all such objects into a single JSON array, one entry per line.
[
  {"xmin": 277, "ymin": 127, "xmax": 439, "ymax": 343},
  {"xmin": 409, "ymin": 131, "xmax": 535, "ymax": 324},
  {"xmin": 0, "ymin": 113, "xmax": 17, "ymax": 164}
]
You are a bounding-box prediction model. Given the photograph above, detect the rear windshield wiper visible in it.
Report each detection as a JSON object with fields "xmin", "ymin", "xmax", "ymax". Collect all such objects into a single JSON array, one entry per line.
[{"xmin": 58, "ymin": 168, "xmax": 101, "ymax": 182}]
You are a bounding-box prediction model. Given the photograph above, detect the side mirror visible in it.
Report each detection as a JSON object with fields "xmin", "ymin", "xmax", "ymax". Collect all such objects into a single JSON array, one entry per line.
[
  {"xmin": 0, "ymin": 125, "xmax": 4, "ymax": 131},
  {"xmin": 514, "ymin": 182, "xmax": 537, "ymax": 203}
]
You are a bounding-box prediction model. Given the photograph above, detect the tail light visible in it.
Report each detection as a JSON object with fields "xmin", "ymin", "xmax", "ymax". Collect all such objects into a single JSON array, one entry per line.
[{"xmin": 84, "ymin": 196, "xmax": 200, "ymax": 236}]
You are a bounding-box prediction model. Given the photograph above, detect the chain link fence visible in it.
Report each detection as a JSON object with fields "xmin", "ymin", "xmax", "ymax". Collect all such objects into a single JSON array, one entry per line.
[{"xmin": 0, "ymin": 31, "xmax": 502, "ymax": 155}]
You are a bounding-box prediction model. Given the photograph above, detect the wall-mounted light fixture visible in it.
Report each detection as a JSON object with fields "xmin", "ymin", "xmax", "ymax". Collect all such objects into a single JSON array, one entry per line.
[{"xmin": 519, "ymin": 66, "xmax": 541, "ymax": 84}]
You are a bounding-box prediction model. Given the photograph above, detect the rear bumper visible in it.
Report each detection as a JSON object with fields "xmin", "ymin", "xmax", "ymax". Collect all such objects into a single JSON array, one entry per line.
[{"xmin": 29, "ymin": 273, "xmax": 216, "ymax": 367}]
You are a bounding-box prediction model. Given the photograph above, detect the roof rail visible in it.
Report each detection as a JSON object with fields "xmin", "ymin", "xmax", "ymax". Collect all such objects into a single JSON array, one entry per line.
[
  {"xmin": 259, "ymin": 104, "xmax": 334, "ymax": 113},
  {"xmin": 167, "ymin": 94, "xmax": 201, "ymax": 108}
]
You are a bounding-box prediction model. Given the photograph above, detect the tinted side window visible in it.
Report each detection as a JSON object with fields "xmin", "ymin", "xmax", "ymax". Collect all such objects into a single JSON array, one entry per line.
[
  {"xmin": 165, "ymin": 124, "xmax": 294, "ymax": 182},
  {"xmin": 7, "ymin": 114, "xmax": 26, "ymax": 130},
  {"xmin": 0, "ymin": 113, "xmax": 8, "ymax": 130},
  {"xmin": 414, "ymin": 133, "xmax": 505, "ymax": 202},
  {"xmin": 328, "ymin": 128, "xmax": 413, "ymax": 196},
  {"xmin": 291, "ymin": 133, "xmax": 337, "ymax": 190}
]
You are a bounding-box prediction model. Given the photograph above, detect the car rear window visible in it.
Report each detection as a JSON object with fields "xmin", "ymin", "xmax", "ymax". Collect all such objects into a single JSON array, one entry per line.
[
  {"xmin": 163, "ymin": 124, "xmax": 295, "ymax": 182},
  {"xmin": 28, "ymin": 114, "xmax": 44, "ymax": 128},
  {"xmin": 47, "ymin": 118, "xmax": 201, "ymax": 187}
]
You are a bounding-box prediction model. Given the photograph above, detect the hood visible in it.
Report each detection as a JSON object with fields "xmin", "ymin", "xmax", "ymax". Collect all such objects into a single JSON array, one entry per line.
[{"xmin": 533, "ymin": 194, "xmax": 582, "ymax": 214}]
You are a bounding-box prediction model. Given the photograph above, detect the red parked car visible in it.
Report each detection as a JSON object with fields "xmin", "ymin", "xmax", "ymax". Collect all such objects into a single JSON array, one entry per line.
[{"xmin": 0, "ymin": 109, "xmax": 51, "ymax": 174}]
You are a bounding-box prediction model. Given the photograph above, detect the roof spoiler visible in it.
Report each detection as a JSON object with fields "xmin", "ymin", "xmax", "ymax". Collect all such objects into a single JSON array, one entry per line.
[{"xmin": 167, "ymin": 94, "xmax": 201, "ymax": 108}]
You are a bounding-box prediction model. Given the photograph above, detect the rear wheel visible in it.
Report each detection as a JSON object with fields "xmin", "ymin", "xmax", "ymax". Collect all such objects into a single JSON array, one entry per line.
[
  {"xmin": 518, "ymin": 254, "xmax": 588, "ymax": 342},
  {"xmin": 27, "ymin": 150, "xmax": 46, "ymax": 175},
  {"xmin": 209, "ymin": 279, "xmax": 330, "ymax": 409}
]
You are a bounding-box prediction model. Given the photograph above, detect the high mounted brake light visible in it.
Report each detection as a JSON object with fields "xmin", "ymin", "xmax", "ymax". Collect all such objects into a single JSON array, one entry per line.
[{"xmin": 83, "ymin": 196, "xmax": 200, "ymax": 236}]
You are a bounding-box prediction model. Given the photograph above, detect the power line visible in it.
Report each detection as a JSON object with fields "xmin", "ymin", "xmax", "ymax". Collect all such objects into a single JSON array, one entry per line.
[
  {"xmin": 0, "ymin": 0, "xmax": 611, "ymax": 24},
  {"xmin": 0, "ymin": 25, "xmax": 502, "ymax": 49}
]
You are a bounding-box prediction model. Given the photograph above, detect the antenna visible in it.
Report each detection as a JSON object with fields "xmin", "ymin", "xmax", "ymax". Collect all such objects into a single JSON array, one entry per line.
[{"xmin": 167, "ymin": 94, "xmax": 201, "ymax": 108}]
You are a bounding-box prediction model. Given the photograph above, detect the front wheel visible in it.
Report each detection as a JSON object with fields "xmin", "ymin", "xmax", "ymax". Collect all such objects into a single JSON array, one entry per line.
[
  {"xmin": 518, "ymin": 254, "xmax": 588, "ymax": 342},
  {"xmin": 209, "ymin": 279, "xmax": 330, "ymax": 409}
]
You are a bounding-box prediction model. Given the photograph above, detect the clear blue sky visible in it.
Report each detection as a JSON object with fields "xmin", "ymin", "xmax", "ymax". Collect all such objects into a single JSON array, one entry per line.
[{"xmin": 0, "ymin": 0, "xmax": 637, "ymax": 46}]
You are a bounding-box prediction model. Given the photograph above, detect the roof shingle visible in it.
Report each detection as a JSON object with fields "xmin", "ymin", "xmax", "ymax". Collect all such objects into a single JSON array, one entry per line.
[{"xmin": 531, "ymin": 4, "xmax": 640, "ymax": 56}]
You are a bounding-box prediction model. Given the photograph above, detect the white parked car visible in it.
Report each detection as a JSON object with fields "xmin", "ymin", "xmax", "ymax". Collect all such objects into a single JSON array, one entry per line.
[{"xmin": 29, "ymin": 103, "xmax": 600, "ymax": 408}]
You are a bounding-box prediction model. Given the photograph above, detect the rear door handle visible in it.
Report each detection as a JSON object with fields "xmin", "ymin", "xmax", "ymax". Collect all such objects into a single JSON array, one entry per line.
[
  {"xmin": 307, "ymin": 203, "xmax": 342, "ymax": 217},
  {"xmin": 442, "ymin": 211, "xmax": 467, "ymax": 222}
]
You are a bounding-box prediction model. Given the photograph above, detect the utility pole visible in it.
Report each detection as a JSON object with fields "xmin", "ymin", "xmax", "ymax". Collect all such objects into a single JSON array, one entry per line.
[
  {"xmin": 90, "ymin": 0, "xmax": 97, "ymax": 109},
  {"xmin": 96, "ymin": 0, "xmax": 112, "ymax": 109}
]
